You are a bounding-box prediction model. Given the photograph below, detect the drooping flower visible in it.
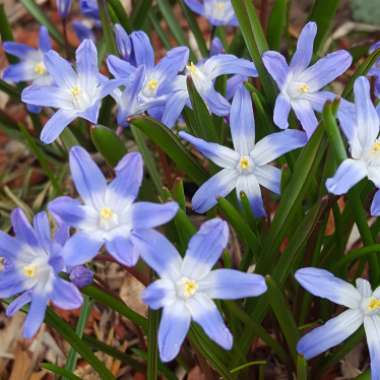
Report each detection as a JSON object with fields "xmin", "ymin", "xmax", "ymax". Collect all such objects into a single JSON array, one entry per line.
[
  {"xmin": 295, "ymin": 267, "xmax": 380, "ymax": 380},
  {"xmin": 3, "ymin": 26, "xmax": 52, "ymax": 87},
  {"xmin": 21, "ymin": 39, "xmax": 122, "ymax": 144},
  {"xmin": 0, "ymin": 208, "xmax": 86, "ymax": 338},
  {"xmin": 56, "ymin": 0, "xmax": 72, "ymax": 19},
  {"xmin": 326, "ymin": 77, "xmax": 380, "ymax": 206},
  {"xmin": 134, "ymin": 218, "xmax": 267, "ymax": 362},
  {"xmin": 107, "ymin": 30, "xmax": 189, "ymax": 126},
  {"xmin": 114, "ymin": 23, "xmax": 132, "ymax": 62},
  {"xmin": 162, "ymin": 54, "xmax": 257, "ymax": 128},
  {"xmin": 262, "ymin": 21, "xmax": 352, "ymax": 138},
  {"xmin": 179, "ymin": 86, "xmax": 307, "ymax": 216},
  {"xmin": 48, "ymin": 146, "xmax": 179, "ymax": 267},
  {"xmin": 79, "ymin": 0, "xmax": 99, "ymax": 19},
  {"xmin": 72, "ymin": 20, "xmax": 95, "ymax": 42},
  {"xmin": 184, "ymin": 0, "xmax": 237, "ymax": 26},
  {"xmin": 368, "ymin": 41, "xmax": 380, "ymax": 98}
]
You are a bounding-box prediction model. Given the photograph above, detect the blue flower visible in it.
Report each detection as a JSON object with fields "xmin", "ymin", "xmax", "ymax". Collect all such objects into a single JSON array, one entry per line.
[
  {"xmin": 184, "ymin": 0, "xmax": 237, "ymax": 26},
  {"xmin": 107, "ymin": 30, "xmax": 189, "ymax": 126},
  {"xmin": 48, "ymin": 146, "xmax": 179, "ymax": 267},
  {"xmin": 179, "ymin": 86, "xmax": 307, "ymax": 216},
  {"xmin": 80, "ymin": 0, "xmax": 99, "ymax": 19},
  {"xmin": 72, "ymin": 20, "xmax": 95, "ymax": 42},
  {"xmin": 21, "ymin": 39, "xmax": 122, "ymax": 144},
  {"xmin": 114, "ymin": 23, "xmax": 132, "ymax": 61},
  {"xmin": 295, "ymin": 267, "xmax": 380, "ymax": 380},
  {"xmin": 56, "ymin": 0, "xmax": 72, "ymax": 19},
  {"xmin": 3, "ymin": 26, "xmax": 52, "ymax": 86},
  {"xmin": 0, "ymin": 208, "xmax": 86, "ymax": 338},
  {"xmin": 368, "ymin": 41, "xmax": 380, "ymax": 98},
  {"xmin": 326, "ymin": 77, "xmax": 380, "ymax": 201},
  {"xmin": 134, "ymin": 218, "xmax": 267, "ymax": 362},
  {"xmin": 262, "ymin": 22, "xmax": 352, "ymax": 138},
  {"xmin": 162, "ymin": 54, "xmax": 257, "ymax": 128}
]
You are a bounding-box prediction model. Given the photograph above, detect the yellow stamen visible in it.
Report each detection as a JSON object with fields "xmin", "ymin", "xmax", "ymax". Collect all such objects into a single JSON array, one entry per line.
[
  {"xmin": 239, "ymin": 156, "xmax": 250, "ymax": 170},
  {"xmin": 372, "ymin": 142, "xmax": 380, "ymax": 153},
  {"xmin": 23, "ymin": 264, "xmax": 37, "ymax": 278},
  {"xmin": 186, "ymin": 62, "xmax": 197, "ymax": 74},
  {"xmin": 215, "ymin": 2, "xmax": 225, "ymax": 11},
  {"xmin": 298, "ymin": 83, "xmax": 310, "ymax": 94},
  {"xmin": 34, "ymin": 62, "xmax": 46, "ymax": 75},
  {"xmin": 368, "ymin": 297, "xmax": 380, "ymax": 312},
  {"xmin": 70, "ymin": 86, "xmax": 81, "ymax": 97},
  {"xmin": 100, "ymin": 207, "xmax": 114, "ymax": 220},
  {"xmin": 147, "ymin": 79, "xmax": 159, "ymax": 91},
  {"xmin": 183, "ymin": 278, "xmax": 198, "ymax": 298}
]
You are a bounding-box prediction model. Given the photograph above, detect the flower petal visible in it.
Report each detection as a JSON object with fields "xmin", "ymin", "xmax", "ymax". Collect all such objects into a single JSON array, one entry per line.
[
  {"xmin": 48, "ymin": 196, "xmax": 87, "ymax": 228},
  {"xmin": 182, "ymin": 218, "xmax": 229, "ymax": 279},
  {"xmin": 230, "ymin": 86, "xmax": 255, "ymax": 154},
  {"xmin": 76, "ymin": 39, "xmax": 98, "ymax": 81},
  {"xmin": 253, "ymin": 164, "xmax": 281, "ymax": 194},
  {"xmin": 155, "ymin": 46, "xmax": 190, "ymax": 82},
  {"xmin": 187, "ymin": 293, "xmax": 233, "ymax": 350},
  {"xmin": 364, "ymin": 316, "xmax": 380, "ymax": 380},
  {"xmin": 184, "ymin": 0, "xmax": 204, "ymax": 14},
  {"xmin": 289, "ymin": 21, "xmax": 317, "ymax": 72},
  {"xmin": 262, "ymin": 51, "xmax": 289, "ymax": 88},
  {"xmin": 106, "ymin": 236, "xmax": 140, "ymax": 267},
  {"xmin": 292, "ymin": 99, "xmax": 319, "ymax": 138},
  {"xmin": 11, "ymin": 208, "xmax": 38, "ymax": 246},
  {"xmin": 295, "ymin": 267, "xmax": 362, "ymax": 309},
  {"xmin": 43, "ymin": 50, "xmax": 76, "ymax": 89},
  {"xmin": 252, "ymin": 130, "xmax": 307, "ymax": 166},
  {"xmin": 273, "ymin": 94, "xmax": 291, "ymax": 129},
  {"xmin": 371, "ymin": 189, "xmax": 380, "ymax": 216},
  {"xmin": 107, "ymin": 55, "xmax": 136, "ymax": 79},
  {"xmin": 132, "ymin": 202, "xmax": 178, "ymax": 229},
  {"xmin": 192, "ymin": 169, "xmax": 239, "ymax": 213},
  {"xmin": 69, "ymin": 146, "xmax": 107, "ymax": 207},
  {"xmin": 200, "ymin": 269, "xmax": 267, "ymax": 299},
  {"xmin": 132, "ymin": 229, "xmax": 182, "ymax": 280},
  {"xmin": 326, "ymin": 158, "xmax": 367, "ymax": 195},
  {"xmin": 236, "ymin": 174, "xmax": 266, "ymax": 217},
  {"xmin": 2, "ymin": 42, "xmax": 34, "ymax": 59},
  {"xmin": 297, "ymin": 309, "xmax": 363, "ymax": 359},
  {"xmin": 22, "ymin": 84, "xmax": 71, "ymax": 108},
  {"xmin": 39, "ymin": 26, "xmax": 52, "ymax": 52},
  {"xmin": 40, "ymin": 109, "xmax": 76, "ymax": 144},
  {"xmin": 142, "ymin": 279, "xmax": 176, "ymax": 309},
  {"xmin": 131, "ymin": 31, "xmax": 154, "ymax": 68},
  {"xmin": 179, "ymin": 131, "xmax": 239, "ymax": 168},
  {"xmin": 6, "ymin": 291, "xmax": 32, "ymax": 317},
  {"xmin": 23, "ymin": 293, "xmax": 49, "ymax": 338},
  {"xmin": 0, "ymin": 232, "xmax": 24, "ymax": 259},
  {"xmin": 50, "ymin": 278, "xmax": 83, "ymax": 309}
]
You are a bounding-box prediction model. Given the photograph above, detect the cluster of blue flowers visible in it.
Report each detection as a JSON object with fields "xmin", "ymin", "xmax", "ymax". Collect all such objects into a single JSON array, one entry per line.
[{"xmin": 2, "ymin": 0, "xmax": 380, "ymax": 376}]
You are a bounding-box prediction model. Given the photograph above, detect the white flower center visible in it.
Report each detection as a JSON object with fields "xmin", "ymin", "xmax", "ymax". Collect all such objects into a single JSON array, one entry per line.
[
  {"xmin": 177, "ymin": 277, "xmax": 198, "ymax": 298},
  {"xmin": 34, "ymin": 62, "xmax": 46, "ymax": 76},
  {"xmin": 98, "ymin": 207, "xmax": 119, "ymax": 231},
  {"xmin": 23, "ymin": 263, "xmax": 38, "ymax": 278}
]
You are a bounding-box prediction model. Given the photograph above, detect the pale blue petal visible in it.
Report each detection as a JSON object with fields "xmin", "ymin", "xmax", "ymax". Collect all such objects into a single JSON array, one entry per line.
[
  {"xmin": 354, "ymin": 76, "xmax": 380, "ymax": 152},
  {"xmin": 3, "ymin": 42, "xmax": 34, "ymax": 59},
  {"xmin": 76, "ymin": 39, "xmax": 98, "ymax": 83},
  {"xmin": 364, "ymin": 315, "xmax": 380, "ymax": 380},
  {"xmin": 158, "ymin": 301, "xmax": 191, "ymax": 362},
  {"xmin": 142, "ymin": 279, "xmax": 175, "ymax": 309},
  {"xmin": 0, "ymin": 271, "xmax": 27, "ymax": 298},
  {"xmin": 192, "ymin": 169, "xmax": 239, "ymax": 213},
  {"xmin": 61, "ymin": 231, "xmax": 103, "ymax": 266},
  {"xmin": 252, "ymin": 130, "xmax": 307, "ymax": 166},
  {"xmin": 300, "ymin": 50, "xmax": 352, "ymax": 92},
  {"xmin": 110, "ymin": 152, "xmax": 143, "ymax": 202},
  {"xmin": 230, "ymin": 86, "xmax": 255, "ymax": 154},
  {"xmin": 202, "ymin": 86, "xmax": 231, "ymax": 116},
  {"xmin": 292, "ymin": 99, "xmax": 319, "ymax": 138},
  {"xmin": 131, "ymin": 229, "xmax": 182, "ymax": 280},
  {"xmin": 40, "ymin": 110, "xmax": 76, "ymax": 144},
  {"xmin": 3, "ymin": 62, "xmax": 33, "ymax": 83},
  {"xmin": 106, "ymin": 236, "xmax": 140, "ymax": 267},
  {"xmin": 0, "ymin": 231, "xmax": 24, "ymax": 259},
  {"xmin": 48, "ymin": 196, "xmax": 86, "ymax": 228},
  {"xmin": 326, "ymin": 159, "xmax": 367, "ymax": 195},
  {"xmin": 33, "ymin": 212, "xmax": 51, "ymax": 252},
  {"xmin": 273, "ymin": 94, "xmax": 291, "ymax": 129},
  {"xmin": 262, "ymin": 51, "xmax": 289, "ymax": 89},
  {"xmin": 69, "ymin": 146, "xmax": 107, "ymax": 207},
  {"xmin": 200, "ymin": 269, "xmax": 267, "ymax": 299},
  {"xmin": 39, "ymin": 26, "xmax": 51, "ymax": 52},
  {"xmin": 22, "ymin": 84, "xmax": 71, "ymax": 108},
  {"xmin": 179, "ymin": 131, "xmax": 239, "ymax": 168},
  {"xmin": 132, "ymin": 202, "xmax": 178, "ymax": 229},
  {"xmin": 6, "ymin": 291, "xmax": 32, "ymax": 317},
  {"xmin": 297, "ymin": 309, "xmax": 363, "ymax": 359},
  {"xmin": 371, "ymin": 190, "xmax": 380, "ymax": 216},
  {"xmin": 289, "ymin": 21, "xmax": 317, "ymax": 72},
  {"xmin": 107, "ymin": 55, "xmax": 136, "ymax": 79},
  {"xmin": 43, "ymin": 50, "xmax": 76, "ymax": 88},
  {"xmin": 226, "ymin": 75, "xmax": 245, "ymax": 100},
  {"xmin": 295, "ymin": 267, "xmax": 362, "ymax": 308},
  {"xmin": 254, "ymin": 164, "xmax": 281, "ymax": 194},
  {"xmin": 114, "ymin": 24, "xmax": 131, "ymax": 60},
  {"xmin": 337, "ymin": 98, "xmax": 356, "ymax": 142},
  {"xmin": 50, "ymin": 277, "xmax": 83, "ymax": 309},
  {"xmin": 236, "ymin": 174, "xmax": 266, "ymax": 217},
  {"xmin": 11, "ymin": 208, "xmax": 38, "ymax": 246},
  {"xmin": 184, "ymin": 0, "xmax": 204, "ymax": 14},
  {"xmin": 182, "ymin": 218, "xmax": 229, "ymax": 279},
  {"xmin": 79, "ymin": 100, "xmax": 100, "ymax": 123},
  {"xmin": 23, "ymin": 293, "xmax": 49, "ymax": 338},
  {"xmin": 187, "ymin": 293, "xmax": 233, "ymax": 349},
  {"xmin": 304, "ymin": 91, "xmax": 336, "ymax": 113},
  {"xmin": 131, "ymin": 31, "xmax": 154, "ymax": 68},
  {"xmin": 155, "ymin": 47, "xmax": 189, "ymax": 82}
]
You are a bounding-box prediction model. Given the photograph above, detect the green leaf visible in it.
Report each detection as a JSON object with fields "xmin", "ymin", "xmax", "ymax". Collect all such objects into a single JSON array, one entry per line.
[
  {"xmin": 231, "ymin": 0, "xmax": 276, "ymax": 101},
  {"xmin": 130, "ymin": 116, "xmax": 208, "ymax": 185},
  {"xmin": 267, "ymin": 0, "xmax": 289, "ymax": 50},
  {"xmin": 0, "ymin": 79, "xmax": 20, "ymax": 99},
  {"xmin": 20, "ymin": 0, "xmax": 64, "ymax": 46},
  {"xmin": 333, "ymin": 244, "xmax": 380, "ymax": 270},
  {"xmin": 172, "ymin": 178, "xmax": 186, "ymax": 210},
  {"xmin": 45, "ymin": 308, "xmax": 116, "ymax": 380},
  {"xmin": 309, "ymin": 0, "xmax": 341, "ymax": 54},
  {"xmin": 147, "ymin": 309, "xmax": 159, "ymax": 380},
  {"xmin": 81, "ymin": 285, "xmax": 148, "ymax": 332},
  {"xmin": 108, "ymin": 0, "xmax": 132, "ymax": 32},
  {"xmin": 266, "ymin": 276, "xmax": 299, "ymax": 364},
  {"xmin": 42, "ymin": 363, "xmax": 81, "ymax": 380},
  {"xmin": 91, "ymin": 125, "xmax": 127, "ymax": 166},
  {"xmin": 97, "ymin": 0, "xmax": 118, "ymax": 55},
  {"xmin": 296, "ymin": 355, "xmax": 308, "ymax": 380},
  {"xmin": 0, "ymin": 4, "xmax": 17, "ymax": 64},
  {"xmin": 131, "ymin": 0, "xmax": 153, "ymax": 29}
]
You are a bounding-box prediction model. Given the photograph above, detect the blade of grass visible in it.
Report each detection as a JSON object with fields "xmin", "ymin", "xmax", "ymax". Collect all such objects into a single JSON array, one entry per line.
[
  {"xmin": 97, "ymin": 0, "xmax": 118, "ymax": 55},
  {"xmin": 43, "ymin": 364, "xmax": 81, "ymax": 380}
]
